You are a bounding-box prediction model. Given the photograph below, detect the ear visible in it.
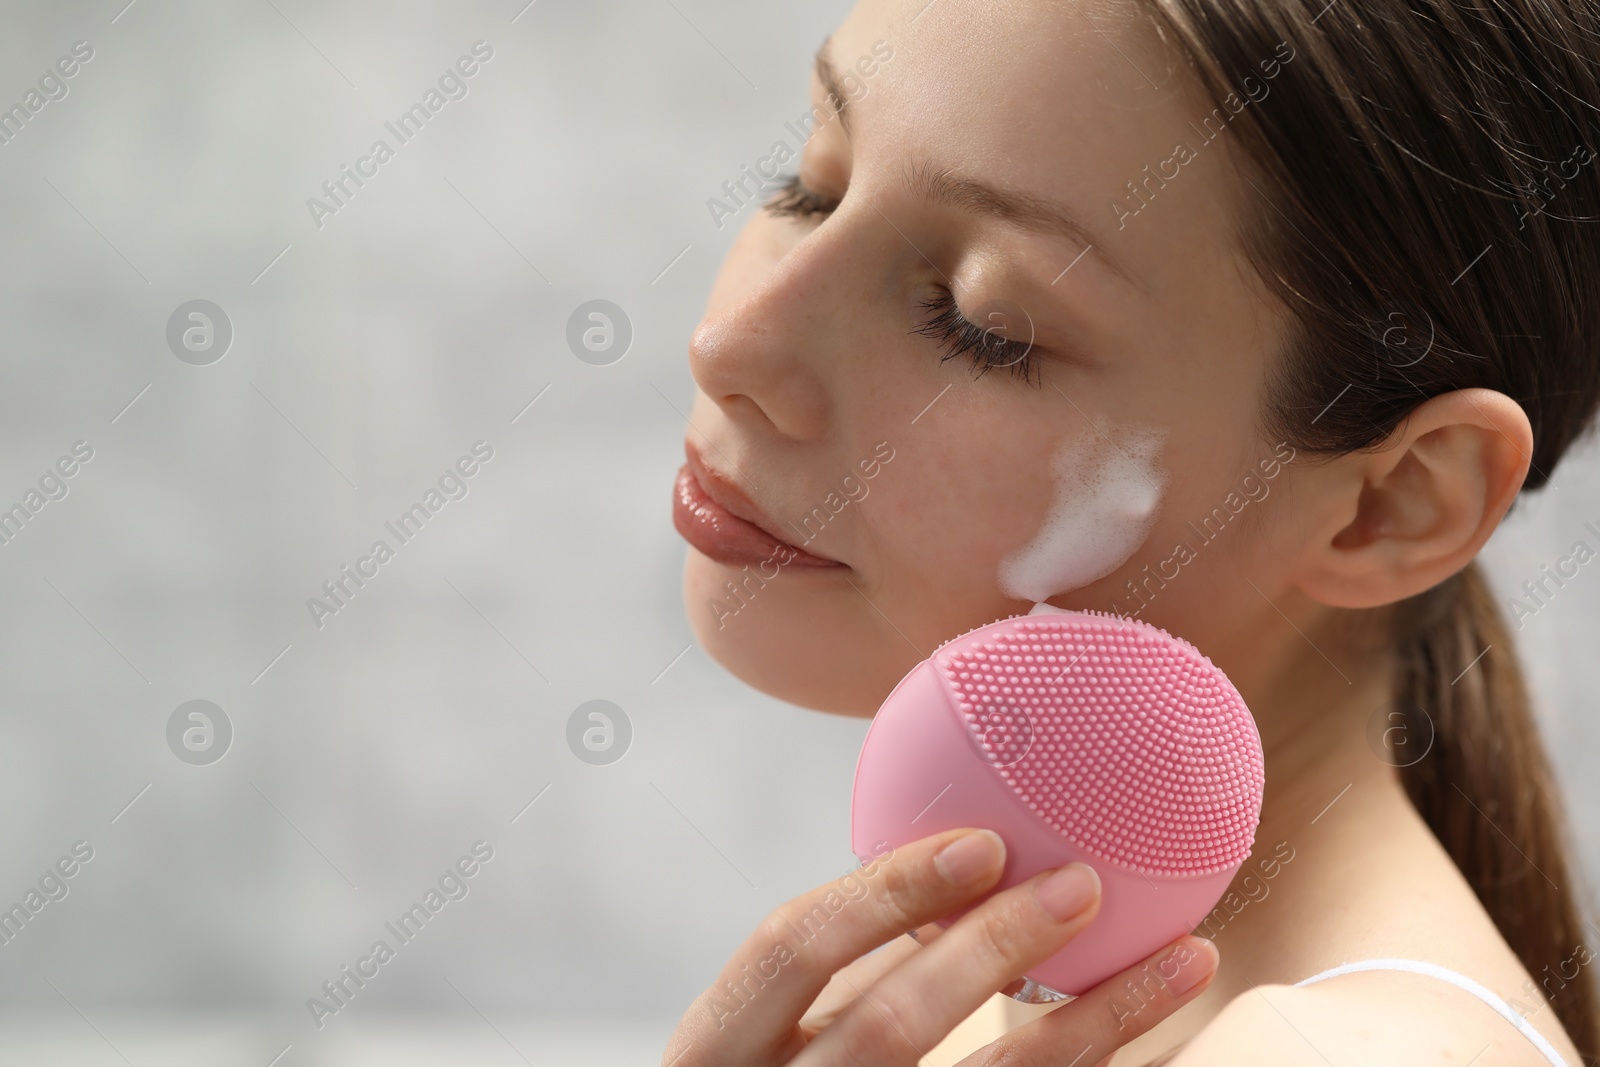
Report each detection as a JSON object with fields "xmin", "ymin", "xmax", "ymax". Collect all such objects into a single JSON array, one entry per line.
[{"xmin": 1293, "ymin": 388, "xmax": 1532, "ymax": 609}]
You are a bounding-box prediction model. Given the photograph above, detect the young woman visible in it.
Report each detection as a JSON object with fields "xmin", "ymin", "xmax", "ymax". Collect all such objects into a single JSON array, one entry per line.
[{"xmin": 663, "ymin": 0, "xmax": 1600, "ymax": 1062}]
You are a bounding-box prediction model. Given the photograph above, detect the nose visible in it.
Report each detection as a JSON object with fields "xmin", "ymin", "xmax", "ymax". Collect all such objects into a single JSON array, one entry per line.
[{"xmin": 687, "ymin": 220, "xmax": 861, "ymax": 442}]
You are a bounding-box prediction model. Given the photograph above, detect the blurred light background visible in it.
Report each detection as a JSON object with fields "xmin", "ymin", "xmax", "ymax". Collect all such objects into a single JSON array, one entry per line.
[{"xmin": 0, "ymin": 1, "xmax": 1594, "ymax": 1063}]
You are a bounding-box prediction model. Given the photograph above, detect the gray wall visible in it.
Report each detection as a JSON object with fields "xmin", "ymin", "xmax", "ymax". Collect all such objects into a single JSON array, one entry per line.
[{"xmin": 0, "ymin": 1, "xmax": 1593, "ymax": 1063}]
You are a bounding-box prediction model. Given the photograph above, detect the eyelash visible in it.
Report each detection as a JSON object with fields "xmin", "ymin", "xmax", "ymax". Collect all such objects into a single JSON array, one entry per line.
[
  {"xmin": 763, "ymin": 173, "xmax": 841, "ymax": 218},
  {"xmin": 913, "ymin": 290, "xmax": 1040, "ymax": 384},
  {"xmin": 763, "ymin": 174, "xmax": 1041, "ymax": 383}
]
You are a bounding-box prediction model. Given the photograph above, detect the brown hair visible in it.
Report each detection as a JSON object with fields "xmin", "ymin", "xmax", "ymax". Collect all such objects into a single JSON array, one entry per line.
[{"xmin": 1137, "ymin": 0, "xmax": 1600, "ymax": 1057}]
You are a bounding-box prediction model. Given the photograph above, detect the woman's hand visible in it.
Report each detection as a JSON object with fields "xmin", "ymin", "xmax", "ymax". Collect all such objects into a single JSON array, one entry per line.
[{"xmin": 663, "ymin": 827, "xmax": 1219, "ymax": 1066}]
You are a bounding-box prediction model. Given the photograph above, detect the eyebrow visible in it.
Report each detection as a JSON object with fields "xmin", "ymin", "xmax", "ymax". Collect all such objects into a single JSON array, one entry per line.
[
  {"xmin": 904, "ymin": 161, "xmax": 1138, "ymax": 287},
  {"xmin": 812, "ymin": 43, "xmax": 1138, "ymax": 289},
  {"xmin": 814, "ymin": 46, "xmax": 855, "ymax": 136}
]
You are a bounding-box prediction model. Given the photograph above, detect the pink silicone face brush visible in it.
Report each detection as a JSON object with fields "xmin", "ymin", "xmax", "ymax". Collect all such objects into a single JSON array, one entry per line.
[{"xmin": 850, "ymin": 604, "xmax": 1264, "ymax": 999}]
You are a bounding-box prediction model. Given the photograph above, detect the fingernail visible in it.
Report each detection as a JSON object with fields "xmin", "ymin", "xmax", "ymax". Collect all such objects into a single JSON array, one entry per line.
[
  {"xmin": 1034, "ymin": 863, "xmax": 1100, "ymax": 921},
  {"xmin": 1160, "ymin": 937, "xmax": 1218, "ymax": 997},
  {"xmin": 933, "ymin": 830, "xmax": 1005, "ymax": 887}
]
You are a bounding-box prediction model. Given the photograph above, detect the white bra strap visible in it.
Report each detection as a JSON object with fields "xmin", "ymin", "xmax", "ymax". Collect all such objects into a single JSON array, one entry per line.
[{"xmin": 1293, "ymin": 957, "xmax": 1569, "ymax": 1067}]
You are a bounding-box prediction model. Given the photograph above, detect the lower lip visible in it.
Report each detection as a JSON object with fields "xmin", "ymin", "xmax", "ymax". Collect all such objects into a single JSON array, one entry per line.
[{"xmin": 673, "ymin": 465, "xmax": 842, "ymax": 570}]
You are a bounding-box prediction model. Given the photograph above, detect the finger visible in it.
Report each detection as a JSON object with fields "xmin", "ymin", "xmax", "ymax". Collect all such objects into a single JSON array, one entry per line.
[
  {"xmin": 677, "ymin": 827, "xmax": 1008, "ymax": 1063},
  {"xmin": 799, "ymin": 932, "xmax": 922, "ymax": 1033},
  {"xmin": 796, "ymin": 862, "xmax": 1103, "ymax": 1066},
  {"xmin": 957, "ymin": 935, "xmax": 1220, "ymax": 1067}
]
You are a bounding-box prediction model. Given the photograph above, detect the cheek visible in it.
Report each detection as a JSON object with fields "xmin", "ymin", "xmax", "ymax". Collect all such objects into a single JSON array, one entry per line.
[
  {"xmin": 856, "ymin": 417, "xmax": 1068, "ymax": 607},
  {"xmin": 995, "ymin": 428, "xmax": 1167, "ymax": 603}
]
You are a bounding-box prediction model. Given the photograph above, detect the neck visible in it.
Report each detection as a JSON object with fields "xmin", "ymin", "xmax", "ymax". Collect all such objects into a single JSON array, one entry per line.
[
  {"xmin": 1211, "ymin": 589, "xmax": 1400, "ymax": 864},
  {"xmin": 1112, "ymin": 594, "xmax": 1445, "ymax": 1061}
]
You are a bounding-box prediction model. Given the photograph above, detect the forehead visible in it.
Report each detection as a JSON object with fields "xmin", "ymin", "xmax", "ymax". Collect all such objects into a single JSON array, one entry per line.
[{"xmin": 826, "ymin": 0, "xmax": 1252, "ymax": 294}]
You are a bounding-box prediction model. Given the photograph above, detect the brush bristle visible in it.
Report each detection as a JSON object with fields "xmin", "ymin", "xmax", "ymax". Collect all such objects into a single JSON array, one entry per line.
[{"xmin": 934, "ymin": 613, "xmax": 1263, "ymax": 876}]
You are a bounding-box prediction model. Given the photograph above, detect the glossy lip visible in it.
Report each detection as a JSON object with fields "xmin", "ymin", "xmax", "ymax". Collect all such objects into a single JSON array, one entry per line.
[{"xmin": 677, "ymin": 440, "xmax": 845, "ymax": 569}]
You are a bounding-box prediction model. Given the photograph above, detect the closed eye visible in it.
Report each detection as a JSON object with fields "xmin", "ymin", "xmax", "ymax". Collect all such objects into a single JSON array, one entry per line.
[
  {"xmin": 914, "ymin": 289, "xmax": 1041, "ymax": 385},
  {"xmin": 764, "ymin": 174, "xmax": 842, "ymax": 219},
  {"xmin": 764, "ymin": 175, "xmax": 1046, "ymax": 386}
]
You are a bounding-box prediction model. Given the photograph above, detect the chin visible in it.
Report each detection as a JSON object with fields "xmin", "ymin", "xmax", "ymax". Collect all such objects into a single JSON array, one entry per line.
[{"xmin": 681, "ymin": 549, "xmax": 914, "ymax": 717}]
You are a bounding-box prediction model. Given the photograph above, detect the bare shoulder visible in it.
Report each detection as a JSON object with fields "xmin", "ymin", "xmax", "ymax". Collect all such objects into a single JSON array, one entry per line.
[{"xmin": 1164, "ymin": 973, "xmax": 1579, "ymax": 1067}]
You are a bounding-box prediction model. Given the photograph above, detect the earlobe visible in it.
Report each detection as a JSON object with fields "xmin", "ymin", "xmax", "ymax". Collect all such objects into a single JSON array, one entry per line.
[{"xmin": 1294, "ymin": 389, "xmax": 1532, "ymax": 609}]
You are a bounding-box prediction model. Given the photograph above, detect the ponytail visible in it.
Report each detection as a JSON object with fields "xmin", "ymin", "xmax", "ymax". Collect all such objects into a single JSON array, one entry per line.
[
  {"xmin": 1391, "ymin": 562, "xmax": 1598, "ymax": 1062},
  {"xmin": 1133, "ymin": 0, "xmax": 1600, "ymax": 1048}
]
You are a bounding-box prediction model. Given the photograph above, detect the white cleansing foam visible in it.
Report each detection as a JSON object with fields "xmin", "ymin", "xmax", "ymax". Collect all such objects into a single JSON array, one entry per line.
[{"xmin": 998, "ymin": 429, "xmax": 1166, "ymax": 602}]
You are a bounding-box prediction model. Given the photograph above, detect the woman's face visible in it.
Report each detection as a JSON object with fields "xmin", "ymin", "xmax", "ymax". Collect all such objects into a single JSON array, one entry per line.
[{"xmin": 676, "ymin": 0, "xmax": 1299, "ymax": 714}]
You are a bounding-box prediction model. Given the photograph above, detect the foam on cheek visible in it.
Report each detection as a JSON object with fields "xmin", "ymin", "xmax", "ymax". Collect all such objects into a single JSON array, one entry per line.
[{"xmin": 997, "ymin": 429, "xmax": 1167, "ymax": 602}]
